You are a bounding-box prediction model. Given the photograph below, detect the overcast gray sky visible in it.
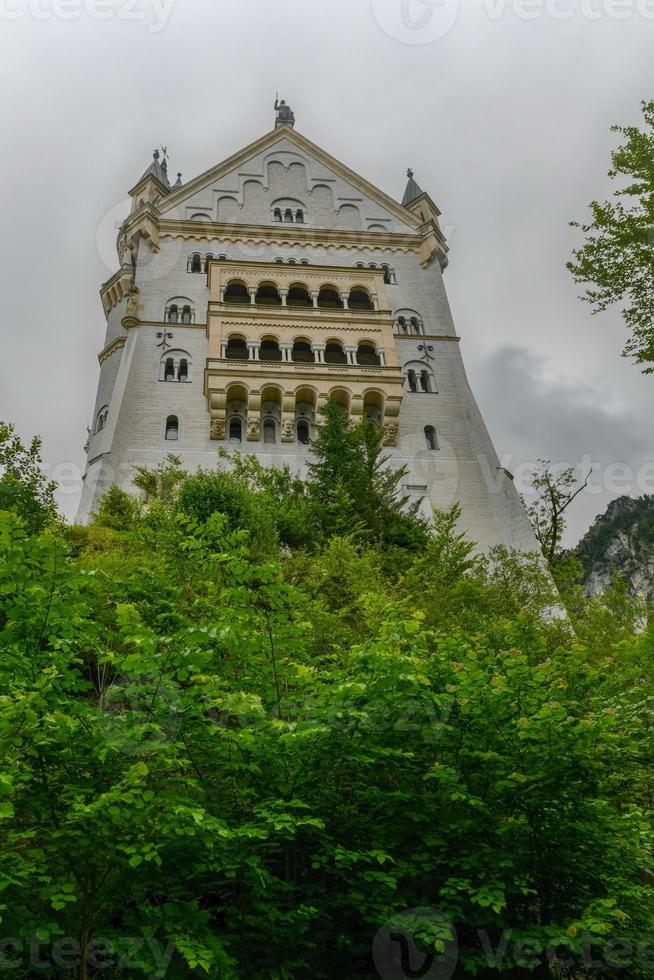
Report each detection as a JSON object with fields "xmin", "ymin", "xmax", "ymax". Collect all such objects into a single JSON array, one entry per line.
[{"xmin": 0, "ymin": 0, "xmax": 652, "ymax": 544}]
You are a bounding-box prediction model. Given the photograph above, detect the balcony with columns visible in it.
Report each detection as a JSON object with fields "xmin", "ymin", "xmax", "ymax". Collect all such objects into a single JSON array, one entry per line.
[{"xmin": 204, "ymin": 260, "xmax": 406, "ymax": 445}]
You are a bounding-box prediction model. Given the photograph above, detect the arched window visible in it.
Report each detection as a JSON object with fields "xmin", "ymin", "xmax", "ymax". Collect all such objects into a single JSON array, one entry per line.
[
  {"xmin": 410, "ymin": 317, "xmax": 421, "ymax": 335},
  {"xmin": 420, "ymin": 370, "xmax": 431, "ymax": 393},
  {"xmin": 225, "ymin": 337, "xmax": 248, "ymax": 360},
  {"xmin": 255, "ymin": 283, "xmax": 282, "ymax": 306},
  {"xmin": 407, "ymin": 370, "xmax": 418, "ymax": 392},
  {"xmin": 287, "ymin": 285, "xmax": 312, "ymax": 308},
  {"xmin": 182, "ymin": 305, "xmax": 192, "ymax": 324},
  {"xmin": 381, "ymin": 264, "xmax": 394, "ymax": 285},
  {"xmin": 229, "ymin": 418, "xmax": 242, "ymax": 443},
  {"xmin": 179, "ymin": 359, "xmax": 189, "ymax": 382},
  {"xmin": 292, "ymin": 339, "xmax": 314, "ymax": 363},
  {"xmin": 357, "ymin": 343, "xmax": 381, "ymax": 366},
  {"xmin": 317, "ymin": 287, "xmax": 343, "ymax": 309},
  {"xmin": 164, "ymin": 357, "xmax": 175, "ymax": 382},
  {"xmin": 284, "ymin": 208, "xmax": 294, "ymax": 223},
  {"xmin": 273, "ymin": 208, "xmax": 282, "ymax": 222},
  {"xmin": 274, "ymin": 257, "xmax": 284, "ymax": 264},
  {"xmin": 348, "ymin": 288, "xmax": 374, "ymax": 311},
  {"xmin": 299, "ymin": 259, "xmax": 310, "ymax": 265},
  {"xmin": 190, "ymin": 253, "xmax": 202, "ymax": 273},
  {"xmin": 260, "ymin": 338, "xmax": 282, "ymax": 362},
  {"xmin": 204, "ymin": 254, "xmax": 214, "ymax": 272},
  {"xmin": 425, "ymin": 426, "xmax": 438, "ymax": 451},
  {"xmin": 397, "ymin": 316, "xmax": 407, "ymax": 335},
  {"xmin": 297, "ymin": 420, "xmax": 310, "ymax": 445},
  {"xmin": 167, "ymin": 304, "xmax": 178, "ymax": 324},
  {"xmin": 325, "ymin": 342, "xmax": 347, "ymax": 365},
  {"xmin": 224, "ymin": 282, "xmax": 251, "ymax": 304},
  {"xmin": 296, "ymin": 209, "xmax": 304, "ymax": 223},
  {"xmin": 166, "ymin": 415, "xmax": 179, "ymax": 441},
  {"xmin": 263, "ymin": 419, "xmax": 277, "ymax": 444}
]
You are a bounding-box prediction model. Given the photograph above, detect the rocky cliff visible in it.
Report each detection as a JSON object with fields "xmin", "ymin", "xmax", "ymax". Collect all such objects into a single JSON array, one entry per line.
[{"xmin": 577, "ymin": 495, "xmax": 654, "ymax": 601}]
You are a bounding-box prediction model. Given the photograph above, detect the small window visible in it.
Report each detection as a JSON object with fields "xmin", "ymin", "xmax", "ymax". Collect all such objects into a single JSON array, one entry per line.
[
  {"xmin": 263, "ymin": 419, "xmax": 276, "ymax": 444},
  {"xmin": 296, "ymin": 209, "xmax": 304, "ymax": 223},
  {"xmin": 411, "ymin": 317, "xmax": 420, "ymax": 335},
  {"xmin": 297, "ymin": 420, "xmax": 310, "ymax": 445},
  {"xmin": 179, "ymin": 359, "xmax": 189, "ymax": 382},
  {"xmin": 168, "ymin": 304, "xmax": 178, "ymax": 324},
  {"xmin": 420, "ymin": 370, "xmax": 431, "ymax": 393},
  {"xmin": 424, "ymin": 426, "xmax": 438, "ymax": 452},
  {"xmin": 229, "ymin": 418, "xmax": 242, "ymax": 443},
  {"xmin": 190, "ymin": 254, "xmax": 202, "ymax": 273},
  {"xmin": 381, "ymin": 265, "xmax": 394, "ymax": 285},
  {"xmin": 273, "ymin": 208, "xmax": 282, "ymax": 222},
  {"xmin": 166, "ymin": 415, "xmax": 179, "ymax": 441},
  {"xmin": 284, "ymin": 208, "xmax": 294, "ymax": 223},
  {"xmin": 397, "ymin": 317, "xmax": 407, "ymax": 335},
  {"xmin": 182, "ymin": 305, "xmax": 192, "ymax": 324},
  {"xmin": 164, "ymin": 358, "xmax": 175, "ymax": 382},
  {"xmin": 95, "ymin": 407, "xmax": 108, "ymax": 433},
  {"xmin": 407, "ymin": 370, "xmax": 418, "ymax": 392}
]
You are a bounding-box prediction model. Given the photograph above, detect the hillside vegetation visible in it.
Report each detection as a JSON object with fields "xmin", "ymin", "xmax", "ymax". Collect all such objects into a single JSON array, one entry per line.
[{"xmin": 1, "ymin": 411, "xmax": 653, "ymax": 979}]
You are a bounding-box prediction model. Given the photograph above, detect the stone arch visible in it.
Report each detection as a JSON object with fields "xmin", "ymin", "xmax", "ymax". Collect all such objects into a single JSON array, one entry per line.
[
  {"xmin": 217, "ymin": 196, "xmax": 239, "ymax": 222},
  {"xmin": 164, "ymin": 296, "xmax": 194, "ymax": 323},
  {"xmin": 394, "ymin": 308, "xmax": 424, "ymax": 335},
  {"xmin": 160, "ymin": 348, "xmax": 192, "ymax": 382},
  {"xmin": 336, "ymin": 204, "xmax": 362, "ymax": 231}
]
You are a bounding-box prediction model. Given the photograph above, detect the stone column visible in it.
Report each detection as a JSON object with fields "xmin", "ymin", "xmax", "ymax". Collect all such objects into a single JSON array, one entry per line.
[
  {"xmin": 310, "ymin": 290, "xmax": 319, "ymax": 308},
  {"xmin": 220, "ymin": 339, "xmax": 227, "ymax": 359},
  {"xmin": 279, "ymin": 289, "xmax": 289, "ymax": 307},
  {"xmin": 344, "ymin": 346, "xmax": 357, "ymax": 366},
  {"xmin": 247, "ymin": 341, "xmax": 261, "ymax": 361},
  {"xmin": 313, "ymin": 344, "xmax": 326, "ymax": 364},
  {"xmin": 376, "ymin": 347, "xmax": 386, "ymax": 367},
  {"xmin": 340, "ymin": 290, "xmax": 349, "ymax": 309},
  {"xmin": 248, "ymin": 287, "xmax": 257, "ymax": 305},
  {"xmin": 280, "ymin": 343, "xmax": 293, "ymax": 363}
]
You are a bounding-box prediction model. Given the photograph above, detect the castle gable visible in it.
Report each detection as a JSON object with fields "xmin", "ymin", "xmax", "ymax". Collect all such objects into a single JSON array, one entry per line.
[{"xmin": 158, "ymin": 129, "xmax": 419, "ymax": 235}]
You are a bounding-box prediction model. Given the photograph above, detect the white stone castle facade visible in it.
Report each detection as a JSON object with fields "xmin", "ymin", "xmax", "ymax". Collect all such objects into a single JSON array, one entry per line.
[{"xmin": 78, "ymin": 104, "xmax": 538, "ymax": 553}]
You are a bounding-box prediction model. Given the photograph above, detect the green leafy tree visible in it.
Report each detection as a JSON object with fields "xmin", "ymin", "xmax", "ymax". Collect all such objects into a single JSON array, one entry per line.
[
  {"xmin": 568, "ymin": 99, "xmax": 654, "ymax": 372},
  {"xmin": 0, "ymin": 421, "xmax": 58, "ymax": 533},
  {"xmin": 523, "ymin": 459, "xmax": 590, "ymax": 566},
  {"xmin": 92, "ymin": 484, "xmax": 143, "ymax": 531},
  {"xmin": 308, "ymin": 400, "xmax": 429, "ymax": 549}
]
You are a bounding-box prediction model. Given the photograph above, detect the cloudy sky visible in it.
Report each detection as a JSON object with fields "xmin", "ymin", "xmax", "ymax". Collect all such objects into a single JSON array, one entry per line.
[{"xmin": 0, "ymin": 0, "xmax": 651, "ymax": 544}]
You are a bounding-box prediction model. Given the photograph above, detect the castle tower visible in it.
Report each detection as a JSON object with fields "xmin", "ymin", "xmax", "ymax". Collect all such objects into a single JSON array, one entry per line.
[{"xmin": 78, "ymin": 104, "xmax": 539, "ymax": 553}]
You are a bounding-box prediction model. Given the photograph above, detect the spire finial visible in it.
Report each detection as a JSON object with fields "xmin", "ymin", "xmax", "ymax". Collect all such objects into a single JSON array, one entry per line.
[{"xmin": 407, "ymin": 167, "xmax": 414, "ymax": 179}]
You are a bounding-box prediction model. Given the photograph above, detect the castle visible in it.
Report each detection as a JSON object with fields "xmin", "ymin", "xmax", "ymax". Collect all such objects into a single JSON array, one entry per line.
[{"xmin": 78, "ymin": 101, "xmax": 538, "ymax": 553}]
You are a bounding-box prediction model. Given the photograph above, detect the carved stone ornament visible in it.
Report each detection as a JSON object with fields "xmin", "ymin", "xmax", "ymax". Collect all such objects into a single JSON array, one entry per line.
[
  {"xmin": 210, "ymin": 419, "xmax": 226, "ymax": 440},
  {"xmin": 383, "ymin": 424, "xmax": 399, "ymax": 447}
]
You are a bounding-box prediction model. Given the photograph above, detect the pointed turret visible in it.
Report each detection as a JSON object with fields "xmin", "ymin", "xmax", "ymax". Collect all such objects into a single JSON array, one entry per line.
[
  {"xmin": 138, "ymin": 148, "xmax": 171, "ymax": 190},
  {"xmin": 402, "ymin": 168, "xmax": 423, "ymax": 207}
]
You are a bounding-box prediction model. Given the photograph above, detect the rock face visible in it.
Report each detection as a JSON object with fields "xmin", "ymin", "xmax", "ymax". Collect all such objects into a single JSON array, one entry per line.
[{"xmin": 577, "ymin": 496, "xmax": 654, "ymax": 601}]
